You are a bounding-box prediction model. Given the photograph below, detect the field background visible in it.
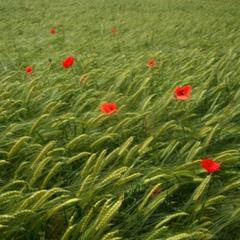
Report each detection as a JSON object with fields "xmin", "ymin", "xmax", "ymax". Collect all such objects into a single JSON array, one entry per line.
[{"xmin": 0, "ymin": 0, "xmax": 240, "ymax": 239}]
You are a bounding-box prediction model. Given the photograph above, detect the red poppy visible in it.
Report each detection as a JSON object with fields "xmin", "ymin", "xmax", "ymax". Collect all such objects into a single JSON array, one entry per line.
[
  {"xmin": 111, "ymin": 29, "xmax": 116, "ymax": 34},
  {"xmin": 50, "ymin": 29, "xmax": 56, "ymax": 34},
  {"xmin": 101, "ymin": 103, "xmax": 117, "ymax": 115},
  {"xmin": 25, "ymin": 66, "xmax": 33, "ymax": 74},
  {"xmin": 150, "ymin": 186, "xmax": 162, "ymax": 198},
  {"xmin": 147, "ymin": 59, "xmax": 155, "ymax": 67},
  {"xmin": 174, "ymin": 85, "xmax": 192, "ymax": 100},
  {"xmin": 201, "ymin": 159, "xmax": 220, "ymax": 173},
  {"xmin": 62, "ymin": 56, "xmax": 75, "ymax": 68}
]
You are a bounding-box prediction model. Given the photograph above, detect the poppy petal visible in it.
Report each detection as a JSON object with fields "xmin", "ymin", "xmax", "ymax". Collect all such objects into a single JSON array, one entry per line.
[
  {"xmin": 173, "ymin": 85, "xmax": 192, "ymax": 100},
  {"xmin": 25, "ymin": 66, "xmax": 33, "ymax": 74},
  {"xmin": 182, "ymin": 85, "xmax": 192, "ymax": 95},
  {"xmin": 101, "ymin": 103, "xmax": 118, "ymax": 115},
  {"xmin": 201, "ymin": 159, "xmax": 220, "ymax": 173},
  {"xmin": 62, "ymin": 56, "xmax": 75, "ymax": 68},
  {"xmin": 174, "ymin": 86, "xmax": 182, "ymax": 95}
]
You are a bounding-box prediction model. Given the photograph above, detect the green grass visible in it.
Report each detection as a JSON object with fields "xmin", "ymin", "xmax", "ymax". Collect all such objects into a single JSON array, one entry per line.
[{"xmin": 0, "ymin": 0, "xmax": 240, "ymax": 239}]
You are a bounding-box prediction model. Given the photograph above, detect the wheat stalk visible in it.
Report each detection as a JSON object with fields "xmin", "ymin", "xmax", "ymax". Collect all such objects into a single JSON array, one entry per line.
[
  {"xmin": 90, "ymin": 134, "xmax": 118, "ymax": 149},
  {"xmin": 92, "ymin": 149, "xmax": 107, "ymax": 175},
  {"xmin": 19, "ymin": 190, "xmax": 47, "ymax": 210},
  {"xmin": 61, "ymin": 224, "xmax": 77, "ymax": 240},
  {"xmin": 176, "ymin": 160, "xmax": 201, "ymax": 170},
  {"xmin": 118, "ymin": 137, "xmax": 134, "ymax": 156},
  {"xmin": 166, "ymin": 233, "xmax": 191, "ymax": 240},
  {"xmin": 101, "ymin": 230, "xmax": 120, "ymax": 240},
  {"xmin": 76, "ymin": 174, "xmax": 93, "ymax": 197},
  {"xmin": 0, "ymin": 160, "xmax": 8, "ymax": 167},
  {"xmin": 40, "ymin": 162, "xmax": 63, "ymax": 189},
  {"xmin": 160, "ymin": 140, "xmax": 180, "ymax": 163},
  {"xmin": 146, "ymin": 226, "xmax": 168, "ymax": 240},
  {"xmin": 155, "ymin": 120, "xmax": 177, "ymax": 137},
  {"xmin": 30, "ymin": 141, "xmax": 55, "ymax": 168},
  {"xmin": 31, "ymin": 188, "xmax": 69, "ymax": 211},
  {"xmin": 14, "ymin": 161, "xmax": 29, "ymax": 179},
  {"xmin": 192, "ymin": 175, "xmax": 211, "ymax": 201},
  {"xmin": 143, "ymin": 174, "xmax": 169, "ymax": 184},
  {"xmin": 30, "ymin": 113, "xmax": 50, "ymax": 134},
  {"xmin": 195, "ymin": 195, "xmax": 225, "ymax": 212},
  {"xmin": 142, "ymin": 184, "xmax": 179, "ymax": 216},
  {"xmin": 99, "ymin": 167, "xmax": 128, "ymax": 187},
  {"xmin": 123, "ymin": 144, "xmax": 139, "ymax": 165},
  {"xmin": 185, "ymin": 141, "xmax": 201, "ymax": 162},
  {"xmin": 230, "ymin": 207, "xmax": 240, "ymax": 221},
  {"xmin": 30, "ymin": 156, "xmax": 52, "ymax": 186},
  {"xmin": 110, "ymin": 118, "xmax": 131, "ymax": 133},
  {"xmin": 203, "ymin": 124, "xmax": 220, "ymax": 148},
  {"xmin": 138, "ymin": 183, "xmax": 162, "ymax": 211},
  {"xmin": 116, "ymin": 173, "xmax": 142, "ymax": 185},
  {"xmin": 80, "ymin": 207, "xmax": 94, "ymax": 232},
  {"xmin": 65, "ymin": 134, "xmax": 88, "ymax": 149},
  {"xmin": 47, "ymin": 198, "xmax": 80, "ymax": 219},
  {"xmin": 155, "ymin": 212, "xmax": 189, "ymax": 229},
  {"xmin": 0, "ymin": 215, "xmax": 15, "ymax": 223},
  {"xmin": 221, "ymin": 181, "xmax": 240, "ymax": 193},
  {"xmin": 138, "ymin": 136, "xmax": 154, "ymax": 154},
  {"xmin": 95, "ymin": 200, "xmax": 122, "ymax": 231},
  {"xmin": 0, "ymin": 191, "xmax": 22, "ymax": 205},
  {"xmin": 141, "ymin": 94, "xmax": 156, "ymax": 111},
  {"xmin": 189, "ymin": 231, "xmax": 209, "ymax": 239},
  {"xmin": 80, "ymin": 153, "xmax": 97, "ymax": 177},
  {"xmin": 47, "ymin": 147, "xmax": 65, "ymax": 156},
  {"xmin": 41, "ymin": 101, "xmax": 56, "ymax": 114},
  {"xmin": 67, "ymin": 152, "xmax": 92, "ymax": 164},
  {"xmin": 0, "ymin": 180, "xmax": 27, "ymax": 193},
  {"xmin": 13, "ymin": 209, "xmax": 34, "ymax": 218}
]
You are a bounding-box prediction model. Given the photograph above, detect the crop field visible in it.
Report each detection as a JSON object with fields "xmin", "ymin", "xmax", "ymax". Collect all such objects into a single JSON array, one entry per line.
[{"xmin": 0, "ymin": 0, "xmax": 240, "ymax": 239}]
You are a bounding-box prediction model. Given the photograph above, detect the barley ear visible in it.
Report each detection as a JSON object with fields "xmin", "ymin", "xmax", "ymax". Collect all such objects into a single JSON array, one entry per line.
[
  {"xmin": 7, "ymin": 136, "xmax": 31, "ymax": 159},
  {"xmin": 192, "ymin": 175, "xmax": 211, "ymax": 201},
  {"xmin": 95, "ymin": 200, "xmax": 122, "ymax": 231},
  {"xmin": 155, "ymin": 212, "xmax": 189, "ymax": 229},
  {"xmin": 41, "ymin": 162, "xmax": 63, "ymax": 189},
  {"xmin": 146, "ymin": 226, "xmax": 168, "ymax": 240},
  {"xmin": 31, "ymin": 141, "xmax": 55, "ymax": 168},
  {"xmin": 61, "ymin": 224, "xmax": 76, "ymax": 240},
  {"xmin": 30, "ymin": 113, "xmax": 50, "ymax": 134}
]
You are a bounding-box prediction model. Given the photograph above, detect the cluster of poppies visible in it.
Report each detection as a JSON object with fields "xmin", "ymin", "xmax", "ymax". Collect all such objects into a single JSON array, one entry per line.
[{"xmin": 24, "ymin": 29, "xmax": 221, "ymax": 174}]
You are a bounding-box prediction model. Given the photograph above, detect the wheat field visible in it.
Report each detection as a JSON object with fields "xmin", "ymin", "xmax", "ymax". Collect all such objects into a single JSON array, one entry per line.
[{"xmin": 0, "ymin": 0, "xmax": 240, "ymax": 239}]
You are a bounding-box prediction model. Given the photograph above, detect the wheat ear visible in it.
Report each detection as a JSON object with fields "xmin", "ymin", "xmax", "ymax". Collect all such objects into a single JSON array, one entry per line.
[
  {"xmin": 7, "ymin": 136, "xmax": 31, "ymax": 159},
  {"xmin": 192, "ymin": 175, "xmax": 211, "ymax": 201}
]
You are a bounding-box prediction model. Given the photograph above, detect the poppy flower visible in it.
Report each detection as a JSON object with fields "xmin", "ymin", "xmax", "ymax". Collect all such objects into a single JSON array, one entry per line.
[
  {"xmin": 173, "ymin": 85, "xmax": 192, "ymax": 100},
  {"xmin": 25, "ymin": 66, "xmax": 33, "ymax": 74},
  {"xmin": 101, "ymin": 103, "xmax": 117, "ymax": 115},
  {"xmin": 50, "ymin": 29, "xmax": 56, "ymax": 34},
  {"xmin": 147, "ymin": 59, "xmax": 155, "ymax": 67},
  {"xmin": 201, "ymin": 159, "xmax": 220, "ymax": 173},
  {"xmin": 62, "ymin": 56, "xmax": 75, "ymax": 68},
  {"xmin": 111, "ymin": 29, "xmax": 116, "ymax": 34},
  {"xmin": 150, "ymin": 186, "xmax": 162, "ymax": 198}
]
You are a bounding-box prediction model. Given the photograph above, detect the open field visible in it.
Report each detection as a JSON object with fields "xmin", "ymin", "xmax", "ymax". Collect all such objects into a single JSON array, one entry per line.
[{"xmin": 0, "ymin": 0, "xmax": 240, "ymax": 239}]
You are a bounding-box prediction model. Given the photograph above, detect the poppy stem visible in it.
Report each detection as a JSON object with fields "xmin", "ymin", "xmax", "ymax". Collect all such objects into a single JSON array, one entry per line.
[
  {"xmin": 70, "ymin": 66, "xmax": 82, "ymax": 92},
  {"xmin": 49, "ymin": 59, "xmax": 59, "ymax": 82},
  {"xmin": 196, "ymin": 175, "xmax": 211, "ymax": 223}
]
